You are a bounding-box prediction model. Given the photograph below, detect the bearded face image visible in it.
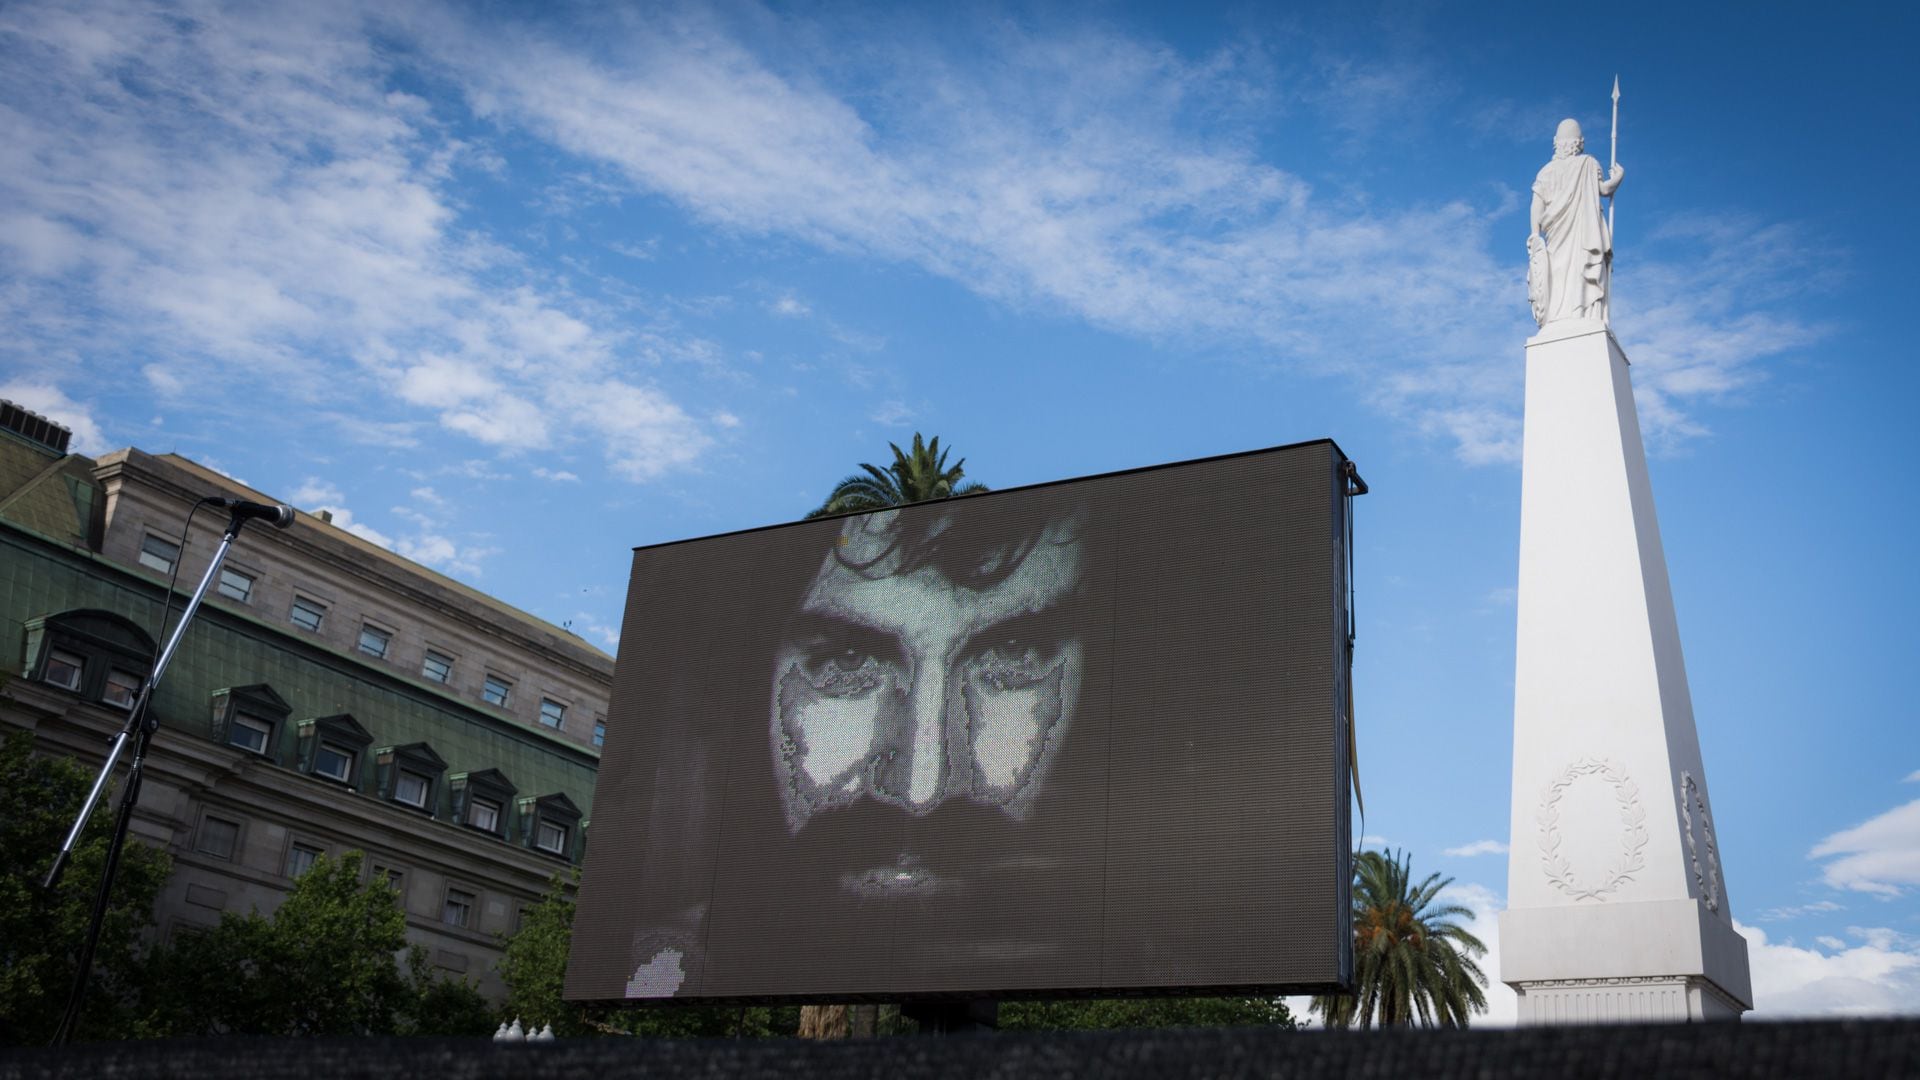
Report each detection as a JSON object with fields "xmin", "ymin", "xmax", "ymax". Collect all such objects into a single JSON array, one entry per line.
[{"xmin": 770, "ymin": 508, "xmax": 1086, "ymax": 864}]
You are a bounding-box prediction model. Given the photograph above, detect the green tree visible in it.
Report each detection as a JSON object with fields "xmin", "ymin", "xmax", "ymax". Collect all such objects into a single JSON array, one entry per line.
[
  {"xmin": 0, "ymin": 727, "xmax": 173, "ymax": 1045},
  {"xmin": 148, "ymin": 850, "xmax": 490, "ymax": 1036},
  {"xmin": 1001, "ymin": 996, "xmax": 1296, "ymax": 1031},
  {"xmin": 496, "ymin": 869, "xmax": 578, "ymax": 1035},
  {"xmin": 806, "ymin": 433, "xmax": 988, "ymax": 518},
  {"xmin": 1311, "ymin": 849, "xmax": 1488, "ymax": 1028}
]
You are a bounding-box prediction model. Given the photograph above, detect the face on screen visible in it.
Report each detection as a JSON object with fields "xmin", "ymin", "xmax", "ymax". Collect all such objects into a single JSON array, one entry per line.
[{"xmin": 771, "ymin": 508, "xmax": 1085, "ymax": 851}]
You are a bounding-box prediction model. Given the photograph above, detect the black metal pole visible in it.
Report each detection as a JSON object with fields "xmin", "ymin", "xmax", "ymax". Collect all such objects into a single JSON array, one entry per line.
[{"xmin": 47, "ymin": 513, "xmax": 250, "ymax": 1045}]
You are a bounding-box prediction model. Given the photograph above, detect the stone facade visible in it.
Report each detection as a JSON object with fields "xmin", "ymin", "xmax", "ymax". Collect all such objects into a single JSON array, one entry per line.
[{"xmin": 0, "ymin": 406, "xmax": 611, "ymax": 998}]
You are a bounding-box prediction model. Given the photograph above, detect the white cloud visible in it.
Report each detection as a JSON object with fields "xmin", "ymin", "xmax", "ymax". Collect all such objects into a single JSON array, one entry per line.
[
  {"xmin": 531, "ymin": 467, "xmax": 580, "ymax": 483},
  {"xmin": 397, "ymin": 532, "xmax": 499, "ymax": 578},
  {"xmin": 1811, "ymin": 797, "xmax": 1920, "ymax": 897},
  {"xmin": 712, "ymin": 410, "xmax": 742, "ymax": 430},
  {"xmin": 607, "ymin": 238, "xmax": 657, "ymax": 261},
  {"xmin": 0, "ymin": 0, "xmax": 716, "ymax": 484},
  {"xmin": 1743, "ymin": 922, "xmax": 1920, "ymax": 1018},
  {"xmin": 1443, "ymin": 839, "xmax": 1509, "ymax": 857},
  {"xmin": 405, "ymin": 4, "xmax": 1824, "ymax": 463},
  {"xmin": 314, "ymin": 505, "xmax": 395, "ymax": 550},
  {"xmin": 1904, "ymin": 770, "xmax": 1920, "ymax": 784},
  {"xmin": 551, "ymin": 378, "xmax": 710, "ymax": 482},
  {"xmin": 769, "ymin": 295, "xmax": 811, "ymax": 318},
  {"xmin": 869, "ymin": 400, "xmax": 914, "ymax": 426},
  {"xmin": 291, "ymin": 478, "xmax": 346, "ymax": 508},
  {"xmin": 565, "ymin": 610, "xmax": 621, "ymax": 651},
  {"xmin": 0, "ymin": 0, "xmax": 1826, "ymax": 475},
  {"xmin": 0, "ymin": 381, "xmax": 109, "ymax": 454},
  {"xmin": 1757, "ymin": 900, "xmax": 1845, "ymax": 922},
  {"xmin": 296, "ymin": 475, "xmax": 495, "ymax": 576}
]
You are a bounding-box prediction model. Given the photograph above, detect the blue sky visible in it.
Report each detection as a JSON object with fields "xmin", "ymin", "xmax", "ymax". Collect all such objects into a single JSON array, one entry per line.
[{"xmin": 4, "ymin": 0, "xmax": 1915, "ymax": 1020}]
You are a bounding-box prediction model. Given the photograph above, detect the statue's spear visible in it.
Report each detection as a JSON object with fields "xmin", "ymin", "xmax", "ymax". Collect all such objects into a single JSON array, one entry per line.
[{"xmin": 1608, "ymin": 75, "xmax": 1620, "ymax": 236}]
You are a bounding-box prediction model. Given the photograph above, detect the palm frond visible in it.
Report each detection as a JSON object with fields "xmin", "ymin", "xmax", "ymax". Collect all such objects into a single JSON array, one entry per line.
[{"xmin": 1317, "ymin": 848, "xmax": 1491, "ymax": 1029}]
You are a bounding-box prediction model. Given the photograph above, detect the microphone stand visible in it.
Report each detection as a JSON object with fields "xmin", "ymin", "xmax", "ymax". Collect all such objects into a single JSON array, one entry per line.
[{"xmin": 45, "ymin": 507, "xmax": 259, "ymax": 1045}]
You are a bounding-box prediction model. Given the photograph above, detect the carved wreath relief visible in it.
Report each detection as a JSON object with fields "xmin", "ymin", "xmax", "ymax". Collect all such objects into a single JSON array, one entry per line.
[
  {"xmin": 1537, "ymin": 756, "xmax": 1648, "ymax": 901},
  {"xmin": 1679, "ymin": 771, "xmax": 1723, "ymax": 913}
]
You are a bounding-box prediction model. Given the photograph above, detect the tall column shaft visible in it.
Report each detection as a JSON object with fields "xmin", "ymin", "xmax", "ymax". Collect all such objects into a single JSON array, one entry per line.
[{"xmin": 1500, "ymin": 320, "xmax": 1751, "ymax": 1022}]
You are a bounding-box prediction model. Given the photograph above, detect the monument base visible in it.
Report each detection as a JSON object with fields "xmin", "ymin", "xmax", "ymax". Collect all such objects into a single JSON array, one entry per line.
[
  {"xmin": 1502, "ymin": 898, "xmax": 1753, "ymax": 1023},
  {"xmin": 1510, "ymin": 975, "xmax": 1744, "ymax": 1024}
]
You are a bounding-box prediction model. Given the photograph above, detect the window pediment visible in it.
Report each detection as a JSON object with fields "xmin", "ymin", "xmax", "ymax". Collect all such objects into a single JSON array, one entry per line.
[
  {"xmin": 375, "ymin": 743, "xmax": 447, "ymax": 815},
  {"xmin": 451, "ymin": 769, "xmax": 518, "ymax": 837},
  {"xmin": 517, "ymin": 792, "xmax": 582, "ymax": 860},
  {"xmin": 298, "ymin": 713, "xmax": 372, "ymax": 787},
  {"xmin": 210, "ymin": 684, "xmax": 292, "ymax": 761}
]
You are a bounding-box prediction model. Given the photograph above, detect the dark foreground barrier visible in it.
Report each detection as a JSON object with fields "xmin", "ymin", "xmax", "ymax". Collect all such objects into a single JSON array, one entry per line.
[{"xmin": 4, "ymin": 1019, "xmax": 1917, "ymax": 1080}]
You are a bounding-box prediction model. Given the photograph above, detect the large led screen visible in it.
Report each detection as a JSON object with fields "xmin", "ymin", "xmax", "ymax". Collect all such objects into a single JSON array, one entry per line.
[{"xmin": 568, "ymin": 440, "xmax": 1356, "ymax": 1003}]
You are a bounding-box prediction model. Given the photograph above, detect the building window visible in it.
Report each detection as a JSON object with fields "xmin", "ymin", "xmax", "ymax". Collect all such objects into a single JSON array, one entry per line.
[
  {"xmin": 290, "ymin": 596, "xmax": 326, "ymax": 632},
  {"xmin": 468, "ymin": 797, "xmax": 501, "ymax": 835},
  {"xmin": 228, "ymin": 714, "xmax": 273, "ymax": 755},
  {"xmin": 211, "ymin": 684, "xmax": 292, "ymax": 759},
  {"xmin": 376, "ymin": 742, "xmax": 446, "ymax": 816},
  {"xmin": 443, "ymin": 888, "xmax": 475, "ymax": 930},
  {"xmin": 285, "ymin": 843, "xmax": 322, "ymax": 878},
  {"xmin": 450, "ymin": 769, "xmax": 517, "ymax": 842},
  {"xmin": 520, "ymin": 792, "xmax": 582, "ymax": 861},
  {"xmin": 593, "ymin": 719, "xmax": 606, "ymax": 748},
  {"xmin": 482, "ymin": 675, "xmax": 511, "ymax": 708},
  {"xmin": 197, "ymin": 816, "xmax": 240, "ymax": 860},
  {"xmin": 216, "ymin": 567, "xmax": 254, "ymax": 603},
  {"xmin": 102, "ymin": 668, "xmax": 142, "ymax": 709},
  {"xmin": 296, "ymin": 712, "xmax": 369, "ymax": 788},
  {"xmin": 357, "ymin": 624, "xmax": 391, "ymax": 659},
  {"xmin": 394, "ymin": 769, "xmax": 431, "ymax": 809},
  {"xmin": 139, "ymin": 533, "xmax": 180, "ymax": 574},
  {"xmin": 44, "ymin": 648, "xmax": 85, "ymax": 691},
  {"xmin": 421, "ymin": 651, "xmax": 453, "ymax": 684},
  {"xmin": 313, "ymin": 742, "xmax": 355, "ymax": 783},
  {"xmin": 538, "ymin": 698, "xmax": 566, "ymax": 730}
]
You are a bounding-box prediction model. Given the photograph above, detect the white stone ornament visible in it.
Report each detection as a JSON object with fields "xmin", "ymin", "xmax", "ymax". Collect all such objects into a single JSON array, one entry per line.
[
  {"xmin": 1680, "ymin": 771, "xmax": 1723, "ymax": 913},
  {"xmin": 1535, "ymin": 756, "xmax": 1648, "ymax": 902}
]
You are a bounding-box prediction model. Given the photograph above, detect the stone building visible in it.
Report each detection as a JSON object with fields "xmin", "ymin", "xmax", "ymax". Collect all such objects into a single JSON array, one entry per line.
[{"xmin": 0, "ymin": 400, "xmax": 611, "ymax": 996}]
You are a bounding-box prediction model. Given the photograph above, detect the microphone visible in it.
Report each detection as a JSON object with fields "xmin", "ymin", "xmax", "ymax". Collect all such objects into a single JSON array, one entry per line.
[{"xmin": 207, "ymin": 497, "xmax": 295, "ymax": 529}]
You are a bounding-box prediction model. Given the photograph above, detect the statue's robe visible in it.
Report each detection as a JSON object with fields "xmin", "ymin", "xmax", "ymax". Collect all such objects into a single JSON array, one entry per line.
[{"xmin": 1532, "ymin": 153, "xmax": 1611, "ymax": 325}]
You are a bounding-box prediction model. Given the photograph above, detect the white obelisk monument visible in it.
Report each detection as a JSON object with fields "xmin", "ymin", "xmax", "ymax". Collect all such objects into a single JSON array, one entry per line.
[{"xmin": 1500, "ymin": 95, "xmax": 1752, "ymax": 1023}]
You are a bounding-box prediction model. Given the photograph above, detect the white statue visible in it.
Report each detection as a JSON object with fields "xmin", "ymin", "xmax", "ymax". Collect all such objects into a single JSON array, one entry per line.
[{"xmin": 1528, "ymin": 118, "xmax": 1624, "ymax": 326}]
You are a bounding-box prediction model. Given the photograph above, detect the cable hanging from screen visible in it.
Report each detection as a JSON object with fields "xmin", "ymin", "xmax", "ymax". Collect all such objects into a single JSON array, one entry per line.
[{"xmin": 1343, "ymin": 460, "xmax": 1367, "ymax": 834}]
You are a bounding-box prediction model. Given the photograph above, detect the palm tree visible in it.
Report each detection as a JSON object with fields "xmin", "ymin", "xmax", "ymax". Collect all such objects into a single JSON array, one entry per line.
[
  {"xmin": 1311, "ymin": 849, "xmax": 1488, "ymax": 1028},
  {"xmin": 805, "ymin": 433, "xmax": 987, "ymax": 518}
]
